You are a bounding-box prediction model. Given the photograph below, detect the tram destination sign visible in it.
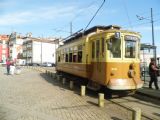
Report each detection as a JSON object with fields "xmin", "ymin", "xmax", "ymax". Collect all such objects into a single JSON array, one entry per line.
[{"xmin": 125, "ymin": 35, "xmax": 138, "ymax": 41}]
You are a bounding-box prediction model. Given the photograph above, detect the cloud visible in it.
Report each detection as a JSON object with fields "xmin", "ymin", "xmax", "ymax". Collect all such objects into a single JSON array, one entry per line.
[
  {"xmin": 0, "ymin": 5, "xmax": 78, "ymax": 26},
  {"xmin": 0, "ymin": 0, "xmax": 118, "ymax": 26}
]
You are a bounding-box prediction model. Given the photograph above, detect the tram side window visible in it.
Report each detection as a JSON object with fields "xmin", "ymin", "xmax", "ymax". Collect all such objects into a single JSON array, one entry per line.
[
  {"xmin": 65, "ymin": 53, "xmax": 68, "ymax": 62},
  {"xmin": 78, "ymin": 45, "xmax": 82, "ymax": 63},
  {"xmin": 57, "ymin": 52, "xmax": 61, "ymax": 62},
  {"xmin": 125, "ymin": 40, "xmax": 136, "ymax": 58},
  {"xmin": 69, "ymin": 53, "xmax": 73, "ymax": 62},
  {"xmin": 96, "ymin": 40, "xmax": 100, "ymax": 58},
  {"xmin": 78, "ymin": 51, "xmax": 82, "ymax": 62},
  {"xmin": 101, "ymin": 38, "xmax": 105, "ymax": 57},
  {"xmin": 58, "ymin": 56, "xmax": 60, "ymax": 62},
  {"xmin": 61, "ymin": 54, "xmax": 64, "ymax": 62},
  {"xmin": 92, "ymin": 42, "xmax": 95, "ymax": 58},
  {"xmin": 73, "ymin": 53, "xmax": 77, "ymax": 62},
  {"xmin": 73, "ymin": 46, "xmax": 78, "ymax": 62},
  {"xmin": 108, "ymin": 38, "xmax": 121, "ymax": 58}
]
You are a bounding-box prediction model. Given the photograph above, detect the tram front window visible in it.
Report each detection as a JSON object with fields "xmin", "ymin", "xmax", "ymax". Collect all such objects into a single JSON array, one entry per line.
[
  {"xmin": 108, "ymin": 38, "xmax": 121, "ymax": 58},
  {"xmin": 125, "ymin": 40, "xmax": 136, "ymax": 58}
]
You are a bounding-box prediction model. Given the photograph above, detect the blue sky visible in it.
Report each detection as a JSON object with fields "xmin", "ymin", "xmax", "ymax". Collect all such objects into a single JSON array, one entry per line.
[{"xmin": 0, "ymin": 0, "xmax": 160, "ymax": 54}]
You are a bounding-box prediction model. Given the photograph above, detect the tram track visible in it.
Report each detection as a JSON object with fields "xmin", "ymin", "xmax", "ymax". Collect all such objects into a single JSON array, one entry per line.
[
  {"xmin": 109, "ymin": 98, "xmax": 159, "ymax": 120},
  {"xmin": 109, "ymin": 93, "xmax": 160, "ymax": 120}
]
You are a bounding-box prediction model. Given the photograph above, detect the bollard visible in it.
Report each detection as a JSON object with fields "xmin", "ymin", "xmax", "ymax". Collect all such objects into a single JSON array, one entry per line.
[
  {"xmin": 70, "ymin": 81, "xmax": 74, "ymax": 89},
  {"xmin": 132, "ymin": 107, "xmax": 141, "ymax": 120},
  {"xmin": 98, "ymin": 93, "xmax": 104, "ymax": 107},
  {"xmin": 50, "ymin": 72, "xmax": 52, "ymax": 77},
  {"xmin": 52, "ymin": 73, "xmax": 55, "ymax": 79},
  {"xmin": 57, "ymin": 75, "xmax": 62, "ymax": 81},
  {"xmin": 62, "ymin": 78, "xmax": 66, "ymax": 85},
  {"xmin": 48, "ymin": 71, "xmax": 50, "ymax": 76},
  {"xmin": 81, "ymin": 86, "xmax": 86, "ymax": 96},
  {"xmin": 47, "ymin": 71, "xmax": 50, "ymax": 76}
]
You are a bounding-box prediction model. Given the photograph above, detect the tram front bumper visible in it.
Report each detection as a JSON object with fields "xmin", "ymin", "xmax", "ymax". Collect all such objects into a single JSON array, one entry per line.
[{"xmin": 107, "ymin": 78, "xmax": 144, "ymax": 90}]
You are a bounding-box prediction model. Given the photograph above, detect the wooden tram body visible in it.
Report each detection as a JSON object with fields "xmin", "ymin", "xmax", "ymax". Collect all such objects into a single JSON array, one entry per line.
[{"xmin": 56, "ymin": 25, "xmax": 143, "ymax": 90}]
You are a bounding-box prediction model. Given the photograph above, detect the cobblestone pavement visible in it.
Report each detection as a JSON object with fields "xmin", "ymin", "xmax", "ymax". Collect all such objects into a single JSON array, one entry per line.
[{"xmin": 0, "ymin": 67, "xmax": 133, "ymax": 120}]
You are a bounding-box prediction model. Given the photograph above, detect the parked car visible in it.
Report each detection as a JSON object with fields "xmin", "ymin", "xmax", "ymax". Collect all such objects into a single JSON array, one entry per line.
[
  {"xmin": 28, "ymin": 63, "xmax": 40, "ymax": 66},
  {"xmin": 41, "ymin": 62, "xmax": 52, "ymax": 67}
]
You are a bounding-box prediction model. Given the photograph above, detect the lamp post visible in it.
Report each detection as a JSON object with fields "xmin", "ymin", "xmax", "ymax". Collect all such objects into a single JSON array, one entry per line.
[{"xmin": 137, "ymin": 8, "xmax": 156, "ymax": 61}]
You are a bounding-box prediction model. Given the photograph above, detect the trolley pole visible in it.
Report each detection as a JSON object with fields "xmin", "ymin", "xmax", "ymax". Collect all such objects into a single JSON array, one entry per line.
[
  {"xmin": 151, "ymin": 8, "xmax": 156, "ymax": 62},
  {"xmin": 137, "ymin": 8, "xmax": 156, "ymax": 62},
  {"xmin": 41, "ymin": 38, "xmax": 42, "ymax": 65}
]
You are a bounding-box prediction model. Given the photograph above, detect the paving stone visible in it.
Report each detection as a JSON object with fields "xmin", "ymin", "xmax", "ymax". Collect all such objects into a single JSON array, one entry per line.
[{"xmin": 0, "ymin": 67, "xmax": 131, "ymax": 120}]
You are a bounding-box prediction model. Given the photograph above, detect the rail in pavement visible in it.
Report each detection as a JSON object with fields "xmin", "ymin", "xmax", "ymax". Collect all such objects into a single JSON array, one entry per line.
[{"xmin": 136, "ymin": 76, "xmax": 160, "ymax": 100}]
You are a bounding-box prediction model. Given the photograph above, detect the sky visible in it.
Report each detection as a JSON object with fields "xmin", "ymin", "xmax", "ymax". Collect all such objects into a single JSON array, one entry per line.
[{"xmin": 0, "ymin": 0, "xmax": 160, "ymax": 54}]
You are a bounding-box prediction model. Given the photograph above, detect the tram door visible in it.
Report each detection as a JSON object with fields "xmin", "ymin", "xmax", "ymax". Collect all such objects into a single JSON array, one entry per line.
[{"xmin": 90, "ymin": 39, "xmax": 104, "ymax": 84}]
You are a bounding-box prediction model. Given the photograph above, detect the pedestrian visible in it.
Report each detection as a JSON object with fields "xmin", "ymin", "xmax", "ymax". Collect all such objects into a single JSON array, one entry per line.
[
  {"xmin": 6, "ymin": 59, "xmax": 11, "ymax": 75},
  {"xmin": 149, "ymin": 58, "xmax": 159, "ymax": 90}
]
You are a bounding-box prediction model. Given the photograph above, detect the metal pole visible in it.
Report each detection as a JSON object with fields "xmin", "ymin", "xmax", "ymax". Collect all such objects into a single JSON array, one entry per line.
[
  {"xmin": 26, "ymin": 42, "xmax": 28, "ymax": 65},
  {"xmin": 151, "ymin": 8, "xmax": 156, "ymax": 61},
  {"xmin": 41, "ymin": 39, "xmax": 42, "ymax": 65}
]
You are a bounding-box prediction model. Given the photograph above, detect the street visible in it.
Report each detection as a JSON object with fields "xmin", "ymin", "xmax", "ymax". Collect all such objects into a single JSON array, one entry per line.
[{"xmin": 0, "ymin": 66, "xmax": 160, "ymax": 120}]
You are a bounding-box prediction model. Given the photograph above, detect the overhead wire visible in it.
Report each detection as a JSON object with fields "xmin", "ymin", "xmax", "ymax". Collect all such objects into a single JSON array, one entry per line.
[
  {"xmin": 51, "ymin": 0, "xmax": 98, "ymax": 36},
  {"xmin": 121, "ymin": 0, "xmax": 133, "ymax": 29},
  {"xmin": 84, "ymin": 0, "xmax": 106, "ymax": 31}
]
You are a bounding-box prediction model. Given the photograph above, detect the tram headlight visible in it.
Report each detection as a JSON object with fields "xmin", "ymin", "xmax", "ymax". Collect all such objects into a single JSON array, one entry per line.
[
  {"xmin": 128, "ymin": 63, "xmax": 136, "ymax": 78},
  {"xmin": 128, "ymin": 70, "xmax": 135, "ymax": 78}
]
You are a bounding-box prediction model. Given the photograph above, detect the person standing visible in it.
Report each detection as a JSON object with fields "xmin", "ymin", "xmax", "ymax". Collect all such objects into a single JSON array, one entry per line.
[
  {"xmin": 6, "ymin": 59, "xmax": 11, "ymax": 75},
  {"xmin": 149, "ymin": 58, "xmax": 159, "ymax": 90}
]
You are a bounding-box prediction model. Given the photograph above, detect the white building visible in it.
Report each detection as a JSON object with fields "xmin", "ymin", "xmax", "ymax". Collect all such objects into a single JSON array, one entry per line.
[
  {"xmin": 22, "ymin": 37, "xmax": 60, "ymax": 65},
  {"xmin": 140, "ymin": 43, "xmax": 160, "ymax": 69}
]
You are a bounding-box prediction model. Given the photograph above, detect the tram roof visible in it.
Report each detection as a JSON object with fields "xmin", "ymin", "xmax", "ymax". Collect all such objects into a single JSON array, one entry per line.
[{"xmin": 63, "ymin": 25, "xmax": 121, "ymax": 44}]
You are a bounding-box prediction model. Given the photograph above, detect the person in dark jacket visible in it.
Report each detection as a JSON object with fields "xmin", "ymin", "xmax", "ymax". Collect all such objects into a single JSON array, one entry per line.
[
  {"xmin": 6, "ymin": 59, "xmax": 11, "ymax": 75},
  {"xmin": 149, "ymin": 58, "xmax": 159, "ymax": 90}
]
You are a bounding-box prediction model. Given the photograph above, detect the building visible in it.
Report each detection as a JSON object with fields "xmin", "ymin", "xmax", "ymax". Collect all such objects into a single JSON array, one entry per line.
[
  {"xmin": 8, "ymin": 32, "xmax": 23, "ymax": 62},
  {"xmin": 140, "ymin": 43, "xmax": 160, "ymax": 72},
  {"xmin": 22, "ymin": 37, "xmax": 60, "ymax": 65},
  {"xmin": 0, "ymin": 35, "xmax": 9, "ymax": 63}
]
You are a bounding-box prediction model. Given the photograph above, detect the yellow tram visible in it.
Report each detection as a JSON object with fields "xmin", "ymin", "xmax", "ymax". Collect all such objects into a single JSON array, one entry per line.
[{"xmin": 56, "ymin": 25, "xmax": 143, "ymax": 91}]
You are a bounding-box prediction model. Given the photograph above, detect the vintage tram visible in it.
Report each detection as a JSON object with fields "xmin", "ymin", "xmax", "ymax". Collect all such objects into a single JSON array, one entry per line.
[{"xmin": 56, "ymin": 25, "xmax": 143, "ymax": 91}]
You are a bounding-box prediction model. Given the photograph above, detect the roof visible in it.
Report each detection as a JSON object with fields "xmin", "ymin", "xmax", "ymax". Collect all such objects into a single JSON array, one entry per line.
[
  {"xmin": 140, "ymin": 43, "xmax": 156, "ymax": 50},
  {"xmin": 23, "ymin": 37, "xmax": 56, "ymax": 44},
  {"xmin": 63, "ymin": 25, "xmax": 121, "ymax": 44}
]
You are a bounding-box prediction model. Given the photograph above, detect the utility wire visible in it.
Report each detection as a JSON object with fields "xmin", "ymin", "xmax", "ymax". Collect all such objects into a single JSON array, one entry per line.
[
  {"xmin": 71, "ymin": 0, "xmax": 98, "ymax": 22},
  {"xmin": 84, "ymin": 0, "xmax": 106, "ymax": 32},
  {"xmin": 121, "ymin": 0, "xmax": 133, "ymax": 29},
  {"xmin": 123, "ymin": 21, "xmax": 151, "ymax": 29},
  {"xmin": 51, "ymin": 0, "xmax": 98, "ymax": 35}
]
